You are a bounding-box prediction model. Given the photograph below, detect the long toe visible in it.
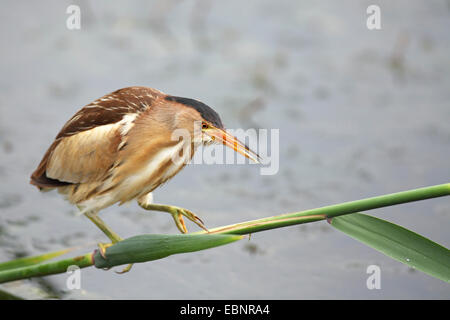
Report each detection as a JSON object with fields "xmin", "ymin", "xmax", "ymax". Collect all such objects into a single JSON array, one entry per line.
[
  {"xmin": 139, "ymin": 203, "xmax": 209, "ymax": 233},
  {"xmin": 179, "ymin": 208, "xmax": 209, "ymax": 232},
  {"xmin": 116, "ymin": 263, "xmax": 134, "ymax": 274},
  {"xmin": 172, "ymin": 212, "xmax": 188, "ymax": 234},
  {"xmin": 97, "ymin": 242, "xmax": 114, "ymax": 259}
]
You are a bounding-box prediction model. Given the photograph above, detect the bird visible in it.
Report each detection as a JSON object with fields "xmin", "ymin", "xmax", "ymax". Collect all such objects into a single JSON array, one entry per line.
[{"xmin": 30, "ymin": 86, "xmax": 260, "ymax": 271}]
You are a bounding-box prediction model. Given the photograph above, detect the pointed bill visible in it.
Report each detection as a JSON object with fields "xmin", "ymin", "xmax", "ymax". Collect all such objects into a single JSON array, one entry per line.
[{"xmin": 204, "ymin": 126, "xmax": 261, "ymax": 163}]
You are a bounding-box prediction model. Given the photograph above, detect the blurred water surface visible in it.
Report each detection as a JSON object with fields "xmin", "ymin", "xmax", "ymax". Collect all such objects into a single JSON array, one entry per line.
[{"xmin": 0, "ymin": 1, "xmax": 449, "ymax": 299}]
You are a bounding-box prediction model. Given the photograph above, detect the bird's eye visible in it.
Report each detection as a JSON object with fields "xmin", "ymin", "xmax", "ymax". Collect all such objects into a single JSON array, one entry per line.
[{"xmin": 202, "ymin": 123, "xmax": 208, "ymax": 129}]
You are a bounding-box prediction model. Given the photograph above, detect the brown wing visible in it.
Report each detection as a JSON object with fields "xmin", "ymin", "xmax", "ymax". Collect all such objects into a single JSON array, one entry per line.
[{"xmin": 30, "ymin": 86, "xmax": 164, "ymax": 188}]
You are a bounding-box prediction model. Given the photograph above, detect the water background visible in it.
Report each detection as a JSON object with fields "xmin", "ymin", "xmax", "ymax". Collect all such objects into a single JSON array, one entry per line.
[{"xmin": 0, "ymin": 1, "xmax": 449, "ymax": 299}]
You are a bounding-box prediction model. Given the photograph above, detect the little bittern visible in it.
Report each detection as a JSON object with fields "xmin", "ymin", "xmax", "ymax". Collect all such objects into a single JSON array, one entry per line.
[{"xmin": 30, "ymin": 86, "xmax": 259, "ymax": 267}]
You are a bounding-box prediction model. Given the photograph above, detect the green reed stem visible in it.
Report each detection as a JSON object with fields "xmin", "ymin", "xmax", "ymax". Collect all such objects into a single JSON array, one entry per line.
[
  {"xmin": 0, "ymin": 183, "xmax": 448, "ymax": 284},
  {"xmin": 198, "ymin": 183, "xmax": 450, "ymax": 235},
  {"xmin": 0, "ymin": 253, "xmax": 94, "ymax": 284}
]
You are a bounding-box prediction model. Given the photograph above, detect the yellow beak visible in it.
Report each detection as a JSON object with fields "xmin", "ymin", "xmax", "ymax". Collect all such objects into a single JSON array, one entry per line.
[{"xmin": 204, "ymin": 126, "xmax": 261, "ymax": 163}]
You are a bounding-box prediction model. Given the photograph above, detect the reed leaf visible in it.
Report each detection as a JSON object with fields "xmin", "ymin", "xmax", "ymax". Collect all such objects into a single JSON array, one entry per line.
[
  {"xmin": 330, "ymin": 213, "xmax": 450, "ymax": 282},
  {"xmin": 0, "ymin": 247, "xmax": 75, "ymax": 272}
]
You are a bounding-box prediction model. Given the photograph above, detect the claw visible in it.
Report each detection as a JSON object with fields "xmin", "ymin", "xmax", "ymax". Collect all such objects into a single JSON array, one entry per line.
[
  {"xmin": 185, "ymin": 210, "xmax": 209, "ymax": 233},
  {"xmin": 97, "ymin": 242, "xmax": 113, "ymax": 259},
  {"xmin": 171, "ymin": 208, "xmax": 209, "ymax": 233},
  {"xmin": 172, "ymin": 212, "xmax": 188, "ymax": 234},
  {"xmin": 96, "ymin": 242, "xmax": 132, "ymax": 274},
  {"xmin": 115, "ymin": 263, "xmax": 134, "ymax": 274},
  {"xmin": 140, "ymin": 203, "xmax": 209, "ymax": 233}
]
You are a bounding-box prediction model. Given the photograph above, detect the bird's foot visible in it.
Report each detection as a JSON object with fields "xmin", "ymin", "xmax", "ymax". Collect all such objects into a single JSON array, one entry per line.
[
  {"xmin": 169, "ymin": 206, "xmax": 209, "ymax": 234},
  {"xmin": 97, "ymin": 242, "xmax": 134, "ymax": 274},
  {"xmin": 139, "ymin": 203, "xmax": 209, "ymax": 234},
  {"xmin": 83, "ymin": 211, "xmax": 133, "ymax": 273},
  {"xmin": 97, "ymin": 242, "xmax": 114, "ymax": 259}
]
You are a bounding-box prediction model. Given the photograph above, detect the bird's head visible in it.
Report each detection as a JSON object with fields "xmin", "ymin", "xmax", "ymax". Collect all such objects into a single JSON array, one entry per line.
[{"xmin": 165, "ymin": 95, "xmax": 261, "ymax": 163}]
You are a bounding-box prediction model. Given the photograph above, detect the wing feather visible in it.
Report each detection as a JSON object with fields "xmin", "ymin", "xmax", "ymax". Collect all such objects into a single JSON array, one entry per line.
[
  {"xmin": 45, "ymin": 123, "xmax": 122, "ymax": 183},
  {"xmin": 30, "ymin": 86, "xmax": 164, "ymax": 188}
]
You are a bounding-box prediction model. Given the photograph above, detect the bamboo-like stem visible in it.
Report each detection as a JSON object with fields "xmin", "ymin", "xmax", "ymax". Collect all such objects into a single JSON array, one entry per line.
[{"xmin": 0, "ymin": 183, "xmax": 448, "ymax": 284}]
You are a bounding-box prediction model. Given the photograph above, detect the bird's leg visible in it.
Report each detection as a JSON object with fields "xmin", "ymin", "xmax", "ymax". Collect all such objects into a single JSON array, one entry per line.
[
  {"xmin": 84, "ymin": 211, "xmax": 123, "ymax": 245},
  {"xmin": 138, "ymin": 202, "xmax": 209, "ymax": 234},
  {"xmin": 84, "ymin": 211, "xmax": 134, "ymax": 273}
]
